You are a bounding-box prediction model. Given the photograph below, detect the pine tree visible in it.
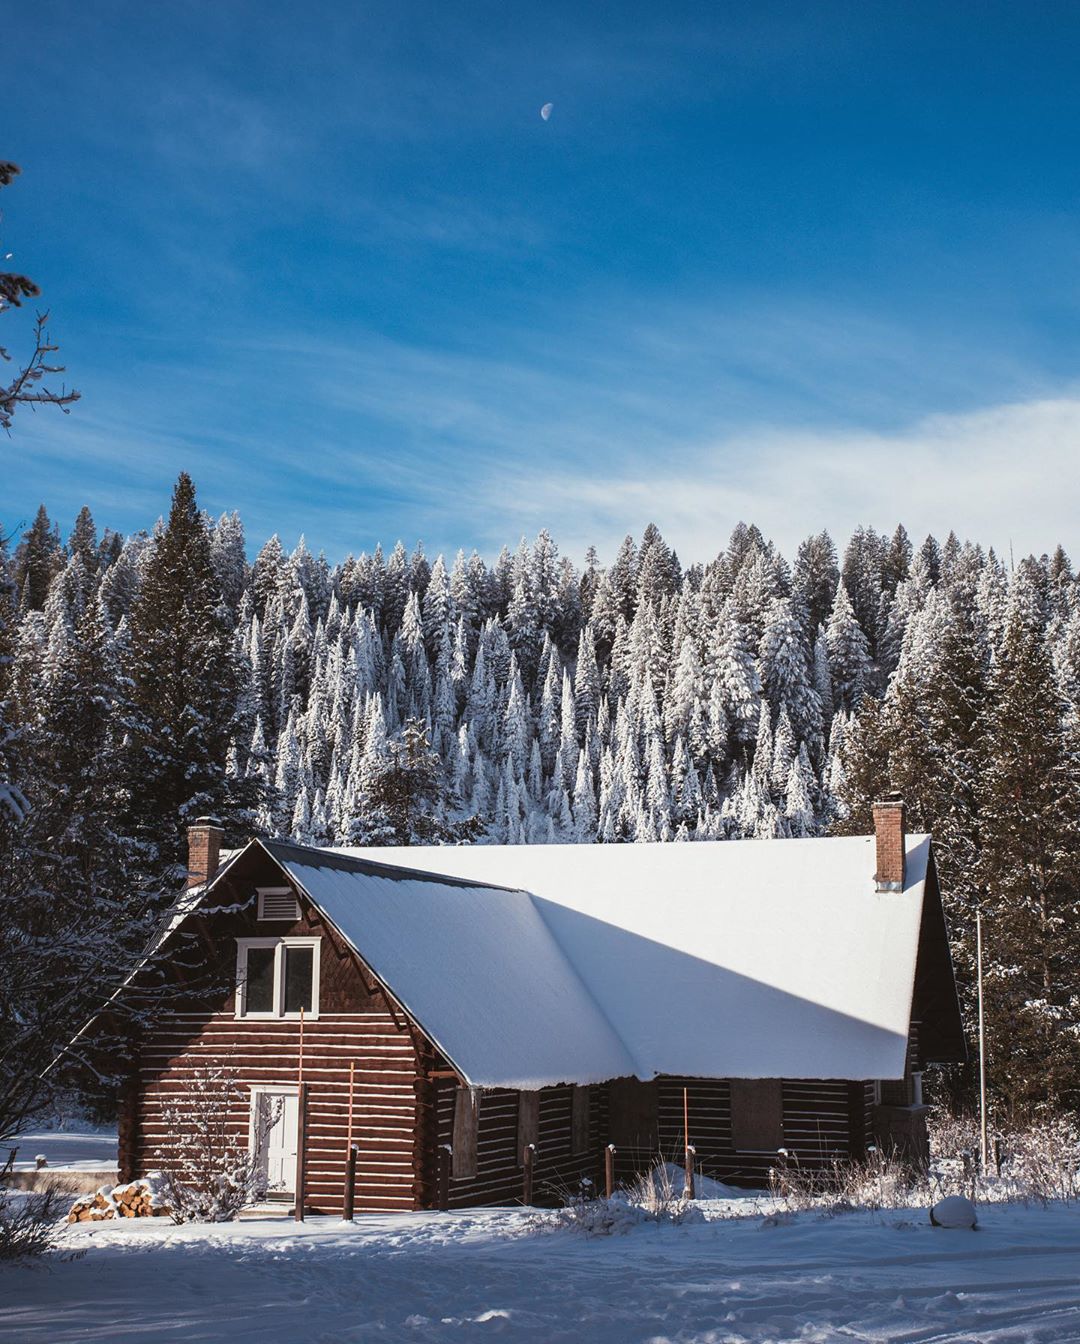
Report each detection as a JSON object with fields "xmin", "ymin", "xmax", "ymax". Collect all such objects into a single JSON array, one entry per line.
[
  {"xmin": 825, "ymin": 580, "xmax": 871, "ymax": 713},
  {"xmin": 760, "ymin": 596, "xmax": 823, "ymax": 760},
  {"xmin": 210, "ymin": 511, "xmax": 249, "ymax": 613},
  {"xmin": 251, "ymin": 534, "xmax": 285, "ymax": 618},
  {"xmin": 121, "ymin": 474, "xmax": 255, "ymax": 876},
  {"xmin": 572, "ymin": 749, "xmax": 598, "ymax": 841},
  {"xmin": 975, "ymin": 600, "xmax": 1080, "ymax": 1113},
  {"xmin": 713, "ymin": 604, "xmax": 762, "ymax": 746},
  {"xmin": 784, "ymin": 743, "xmax": 816, "ymax": 837},
  {"xmin": 507, "ymin": 538, "xmax": 542, "ymax": 682},
  {"xmin": 841, "ymin": 526, "xmax": 885, "ymax": 651},
  {"xmin": 67, "ymin": 506, "xmax": 99, "ymax": 578},
  {"xmin": 881, "ymin": 524, "xmax": 912, "ymax": 599},
  {"xmin": 792, "ymin": 531, "xmax": 838, "ymax": 637},
  {"xmin": 574, "ymin": 624, "xmax": 601, "ymax": 741},
  {"xmin": 14, "ymin": 505, "xmax": 63, "ymax": 611},
  {"xmin": 609, "ymin": 534, "xmax": 639, "ymax": 623},
  {"xmin": 422, "ymin": 554, "xmax": 453, "ymax": 662}
]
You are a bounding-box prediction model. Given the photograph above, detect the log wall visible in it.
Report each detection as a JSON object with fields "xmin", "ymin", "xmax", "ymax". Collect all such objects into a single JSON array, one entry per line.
[
  {"xmin": 124, "ymin": 861, "xmax": 426, "ymax": 1216},
  {"xmin": 433, "ymin": 1082, "xmax": 602, "ymax": 1208},
  {"xmin": 611, "ymin": 1076, "xmax": 871, "ymax": 1188}
]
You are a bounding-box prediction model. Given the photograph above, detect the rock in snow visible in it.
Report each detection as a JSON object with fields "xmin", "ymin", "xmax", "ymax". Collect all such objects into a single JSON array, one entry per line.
[{"xmin": 931, "ymin": 1195, "xmax": 978, "ymax": 1229}]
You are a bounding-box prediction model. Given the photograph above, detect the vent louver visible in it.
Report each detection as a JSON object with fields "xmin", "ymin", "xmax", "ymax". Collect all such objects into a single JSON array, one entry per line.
[{"xmin": 257, "ymin": 889, "xmax": 301, "ymax": 922}]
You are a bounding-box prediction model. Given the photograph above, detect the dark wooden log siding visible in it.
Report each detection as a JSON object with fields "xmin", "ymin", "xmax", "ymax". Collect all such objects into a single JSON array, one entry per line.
[
  {"xmin": 434, "ymin": 1081, "xmax": 602, "ymax": 1207},
  {"xmin": 608, "ymin": 1077, "xmax": 869, "ymax": 1188},
  {"xmin": 125, "ymin": 863, "xmax": 426, "ymax": 1215}
]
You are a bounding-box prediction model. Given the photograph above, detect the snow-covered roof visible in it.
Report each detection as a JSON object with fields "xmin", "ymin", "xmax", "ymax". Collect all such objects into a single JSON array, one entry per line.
[
  {"xmin": 235, "ymin": 834, "xmax": 936, "ymax": 1090},
  {"xmin": 263, "ymin": 842, "xmax": 635, "ymax": 1090}
]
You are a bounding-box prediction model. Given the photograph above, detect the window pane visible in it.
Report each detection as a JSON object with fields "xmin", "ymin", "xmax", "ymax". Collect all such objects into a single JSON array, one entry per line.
[
  {"xmin": 284, "ymin": 946, "xmax": 313, "ymax": 1014},
  {"xmin": 244, "ymin": 947, "xmax": 276, "ymax": 1014}
]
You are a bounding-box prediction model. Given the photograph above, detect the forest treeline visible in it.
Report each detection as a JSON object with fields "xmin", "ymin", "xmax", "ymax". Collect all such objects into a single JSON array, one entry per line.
[{"xmin": 2, "ymin": 472, "xmax": 1079, "ymax": 1129}]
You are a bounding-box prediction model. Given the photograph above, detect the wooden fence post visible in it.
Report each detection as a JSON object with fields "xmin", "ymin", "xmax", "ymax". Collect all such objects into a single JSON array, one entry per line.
[
  {"xmin": 343, "ymin": 1143, "xmax": 358, "ymax": 1222},
  {"xmin": 522, "ymin": 1143, "xmax": 535, "ymax": 1206},
  {"xmin": 604, "ymin": 1143, "xmax": 616, "ymax": 1199},
  {"xmin": 294, "ymin": 1081, "xmax": 307, "ymax": 1223},
  {"xmin": 683, "ymin": 1086, "xmax": 695, "ymax": 1199},
  {"xmin": 342, "ymin": 1060, "xmax": 356, "ymax": 1222},
  {"xmin": 438, "ymin": 1144, "xmax": 452, "ymax": 1212}
]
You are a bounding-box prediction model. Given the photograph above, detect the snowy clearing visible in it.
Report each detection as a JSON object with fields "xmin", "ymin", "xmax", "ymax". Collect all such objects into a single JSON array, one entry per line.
[
  {"xmin": 6, "ymin": 1128, "xmax": 117, "ymax": 1173},
  {"xmin": 4, "ymin": 1199, "xmax": 1080, "ymax": 1343}
]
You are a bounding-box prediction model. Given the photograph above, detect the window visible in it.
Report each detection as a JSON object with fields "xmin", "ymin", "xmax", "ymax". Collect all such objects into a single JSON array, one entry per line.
[
  {"xmin": 236, "ymin": 938, "xmax": 320, "ymax": 1020},
  {"xmin": 729, "ymin": 1079, "xmax": 783, "ymax": 1153},
  {"xmin": 257, "ymin": 888, "xmax": 301, "ymax": 922},
  {"xmin": 245, "ymin": 946, "xmax": 276, "ymax": 1014}
]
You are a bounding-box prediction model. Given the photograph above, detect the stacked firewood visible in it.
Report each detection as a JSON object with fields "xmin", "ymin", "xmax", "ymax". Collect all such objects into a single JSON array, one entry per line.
[{"xmin": 67, "ymin": 1179, "xmax": 170, "ymax": 1222}]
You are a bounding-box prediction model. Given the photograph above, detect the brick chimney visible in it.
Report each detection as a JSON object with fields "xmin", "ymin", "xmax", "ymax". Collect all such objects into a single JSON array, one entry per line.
[
  {"xmin": 187, "ymin": 817, "xmax": 224, "ymax": 889},
  {"xmin": 872, "ymin": 794, "xmax": 906, "ymax": 893}
]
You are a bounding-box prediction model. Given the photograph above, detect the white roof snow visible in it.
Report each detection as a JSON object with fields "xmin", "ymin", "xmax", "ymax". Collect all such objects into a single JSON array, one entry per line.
[
  {"xmin": 258, "ymin": 834, "xmax": 932, "ymax": 1090},
  {"xmin": 264, "ymin": 846, "xmax": 635, "ymax": 1090}
]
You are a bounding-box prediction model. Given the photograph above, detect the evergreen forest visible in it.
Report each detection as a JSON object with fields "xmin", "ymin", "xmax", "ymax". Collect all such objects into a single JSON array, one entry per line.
[{"xmin": 3, "ymin": 472, "xmax": 1079, "ymax": 1127}]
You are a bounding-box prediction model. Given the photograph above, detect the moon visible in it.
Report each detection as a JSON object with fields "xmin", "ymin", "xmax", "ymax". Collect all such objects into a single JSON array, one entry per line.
[{"xmin": 540, "ymin": 103, "xmax": 553, "ymax": 121}]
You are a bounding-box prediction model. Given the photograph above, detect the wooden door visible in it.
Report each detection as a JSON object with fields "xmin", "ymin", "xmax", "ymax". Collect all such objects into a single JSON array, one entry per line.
[{"xmin": 253, "ymin": 1090, "xmax": 299, "ymax": 1195}]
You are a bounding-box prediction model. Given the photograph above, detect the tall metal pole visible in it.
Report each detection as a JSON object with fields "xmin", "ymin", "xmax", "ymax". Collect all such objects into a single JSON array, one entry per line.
[{"xmin": 976, "ymin": 910, "xmax": 988, "ymax": 1171}]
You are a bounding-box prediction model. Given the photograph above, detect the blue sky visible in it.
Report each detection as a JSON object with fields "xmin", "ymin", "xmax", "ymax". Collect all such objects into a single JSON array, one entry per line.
[{"xmin": 5, "ymin": 0, "xmax": 1080, "ymax": 563}]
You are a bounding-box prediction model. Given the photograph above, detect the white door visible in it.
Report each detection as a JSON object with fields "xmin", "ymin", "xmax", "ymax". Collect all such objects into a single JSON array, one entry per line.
[{"xmin": 252, "ymin": 1091, "xmax": 298, "ymax": 1196}]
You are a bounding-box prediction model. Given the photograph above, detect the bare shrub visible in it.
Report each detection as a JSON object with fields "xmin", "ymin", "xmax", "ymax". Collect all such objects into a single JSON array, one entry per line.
[
  {"xmin": 0, "ymin": 1184, "xmax": 66, "ymax": 1259},
  {"xmin": 153, "ymin": 1066, "xmax": 275, "ymax": 1223},
  {"xmin": 628, "ymin": 1161, "xmax": 705, "ymax": 1224},
  {"xmin": 537, "ymin": 1191, "xmax": 646, "ymax": 1237},
  {"xmin": 926, "ymin": 1112, "xmax": 1080, "ymax": 1206},
  {"xmin": 538, "ymin": 1159, "xmax": 703, "ymax": 1237},
  {"xmin": 768, "ymin": 1113, "xmax": 1080, "ymax": 1218},
  {"xmin": 768, "ymin": 1148, "xmax": 922, "ymax": 1215},
  {"xmin": 993, "ymin": 1118, "xmax": 1080, "ymax": 1205}
]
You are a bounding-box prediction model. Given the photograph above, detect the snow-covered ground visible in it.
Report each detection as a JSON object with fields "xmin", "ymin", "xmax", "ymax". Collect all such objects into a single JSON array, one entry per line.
[
  {"xmin": 4, "ymin": 1198, "xmax": 1080, "ymax": 1343},
  {"xmin": 7, "ymin": 1128, "xmax": 117, "ymax": 1173}
]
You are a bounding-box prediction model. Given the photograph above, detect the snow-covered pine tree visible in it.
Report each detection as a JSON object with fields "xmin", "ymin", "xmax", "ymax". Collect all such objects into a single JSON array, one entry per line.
[
  {"xmin": 791, "ymin": 530, "xmax": 839, "ymax": 638},
  {"xmin": 760, "ymin": 595, "xmax": 823, "ymax": 762},
  {"xmin": 825, "ymin": 580, "xmax": 871, "ymax": 714},
  {"xmin": 14, "ymin": 505, "xmax": 64, "ymax": 612}
]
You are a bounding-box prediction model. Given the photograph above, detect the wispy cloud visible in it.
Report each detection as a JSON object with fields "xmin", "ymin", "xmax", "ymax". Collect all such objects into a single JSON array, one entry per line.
[
  {"xmin": 8, "ymin": 309, "xmax": 1078, "ymax": 568},
  {"xmin": 503, "ymin": 394, "xmax": 1080, "ymax": 563},
  {"xmin": 3, "ymin": 273, "xmax": 1074, "ymax": 565}
]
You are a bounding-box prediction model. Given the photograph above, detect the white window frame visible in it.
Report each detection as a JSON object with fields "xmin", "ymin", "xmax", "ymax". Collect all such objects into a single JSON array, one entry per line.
[
  {"xmin": 256, "ymin": 887, "xmax": 302, "ymax": 922},
  {"xmin": 235, "ymin": 937, "xmax": 321, "ymax": 1021}
]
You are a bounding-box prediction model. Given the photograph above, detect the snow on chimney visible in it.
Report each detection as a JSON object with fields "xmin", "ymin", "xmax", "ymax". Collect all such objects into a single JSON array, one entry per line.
[
  {"xmin": 872, "ymin": 795, "xmax": 906, "ymax": 893},
  {"xmin": 187, "ymin": 817, "xmax": 224, "ymax": 889}
]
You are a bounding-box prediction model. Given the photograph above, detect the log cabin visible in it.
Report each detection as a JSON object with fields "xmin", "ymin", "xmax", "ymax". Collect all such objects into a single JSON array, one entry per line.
[{"xmin": 110, "ymin": 797, "xmax": 964, "ymax": 1215}]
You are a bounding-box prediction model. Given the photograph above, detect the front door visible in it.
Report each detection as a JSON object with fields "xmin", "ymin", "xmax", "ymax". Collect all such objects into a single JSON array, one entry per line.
[{"xmin": 251, "ymin": 1090, "xmax": 298, "ymax": 1198}]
